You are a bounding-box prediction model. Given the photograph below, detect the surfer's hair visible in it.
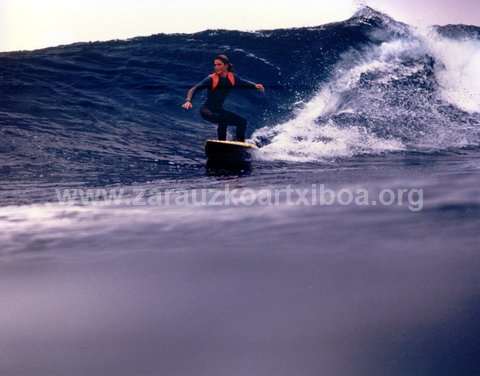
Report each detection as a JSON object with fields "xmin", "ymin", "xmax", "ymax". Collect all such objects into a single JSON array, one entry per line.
[{"xmin": 215, "ymin": 54, "xmax": 234, "ymax": 72}]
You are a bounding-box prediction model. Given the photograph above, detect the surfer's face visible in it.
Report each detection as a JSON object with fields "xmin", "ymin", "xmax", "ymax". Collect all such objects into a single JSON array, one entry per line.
[{"xmin": 213, "ymin": 59, "xmax": 228, "ymax": 74}]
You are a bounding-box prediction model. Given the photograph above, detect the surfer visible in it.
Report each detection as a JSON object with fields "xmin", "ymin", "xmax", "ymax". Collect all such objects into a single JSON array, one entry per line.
[{"xmin": 182, "ymin": 54, "xmax": 265, "ymax": 142}]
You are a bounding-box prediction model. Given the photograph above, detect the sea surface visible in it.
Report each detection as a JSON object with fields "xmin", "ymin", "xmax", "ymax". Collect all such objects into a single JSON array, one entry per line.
[{"xmin": 1, "ymin": 7, "xmax": 479, "ymax": 376}]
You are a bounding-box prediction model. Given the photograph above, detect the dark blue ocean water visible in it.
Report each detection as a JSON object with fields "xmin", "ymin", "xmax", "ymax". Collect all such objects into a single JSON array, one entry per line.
[{"xmin": 1, "ymin": 7, "xmax": 480, "ymax": 376}]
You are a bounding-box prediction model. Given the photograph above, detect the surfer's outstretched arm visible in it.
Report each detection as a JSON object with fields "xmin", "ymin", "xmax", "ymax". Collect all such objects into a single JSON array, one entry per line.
[
  {"xmin": 182, "ymin": 76, "xmax": 211, "ymax": 109},
  {"xmin": 236, "ymin": 75, "xmax": 265, "ymax": 92}
]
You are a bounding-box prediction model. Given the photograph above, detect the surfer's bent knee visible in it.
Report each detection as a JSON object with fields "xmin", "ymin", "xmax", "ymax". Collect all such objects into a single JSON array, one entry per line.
[{"xmin": 200, "ymin": 107, "xmax": 214, "ymax": 122}]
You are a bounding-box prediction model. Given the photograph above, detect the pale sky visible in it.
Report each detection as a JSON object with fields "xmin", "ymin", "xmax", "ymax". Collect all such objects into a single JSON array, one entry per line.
[{"xmin": 1, "ymin": 0, "xmax": 479, "ymax": 52}]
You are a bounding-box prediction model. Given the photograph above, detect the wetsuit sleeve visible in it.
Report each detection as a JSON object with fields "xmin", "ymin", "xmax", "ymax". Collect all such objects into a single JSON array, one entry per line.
[
  {"xmin": 235, "ymin": 75, "xmax": 257, "ymax": 89},
  {"xmin": 185, "ymin": 76, "xmax": 211, "ymax": 102}
]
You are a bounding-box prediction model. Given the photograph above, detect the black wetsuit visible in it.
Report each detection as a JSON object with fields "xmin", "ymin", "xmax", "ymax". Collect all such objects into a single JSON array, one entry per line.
[{"xmin": 185, "ymin": 73, "xmax": 257, "ymax": 142}]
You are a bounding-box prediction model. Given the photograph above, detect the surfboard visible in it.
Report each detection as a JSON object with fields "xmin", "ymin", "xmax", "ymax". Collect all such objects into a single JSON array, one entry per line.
[{"xmin": 205, "ymin": 139, "xmax": 258, "ymax": 165}]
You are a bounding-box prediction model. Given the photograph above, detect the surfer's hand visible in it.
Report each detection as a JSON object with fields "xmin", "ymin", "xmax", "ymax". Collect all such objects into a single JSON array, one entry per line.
[
  {"xmin": 182, "ymin": 101, "xmax": 193, "ymax": 110},
  {"xmin": 255, "ymin": 83, "xmax": 265, "ymax": 92}
]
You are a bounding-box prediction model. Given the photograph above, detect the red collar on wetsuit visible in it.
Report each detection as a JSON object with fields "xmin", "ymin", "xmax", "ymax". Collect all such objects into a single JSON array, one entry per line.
[{"xmin": 209, "ymin": 72, "xmax": 236, "ymax": 91}]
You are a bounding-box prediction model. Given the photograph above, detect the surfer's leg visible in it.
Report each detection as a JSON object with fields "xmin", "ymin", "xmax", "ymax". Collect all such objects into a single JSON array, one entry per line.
[
  {"xmin": 200, "ymin": 106, "xmax": 227, "ymax": 139},
  {"xmin": 235, "ymin": 122, "xmax": 246, "ymax": 142},
  {"xmin": 217, "ymin": 122, "xmax": 227, "ymax": 140},
  {"xmin": 200, "ymin": 106, "xmax": 220, "ymax": 123},
  {"xmin": 220, "ymin": 110, "xmax": 247, "ymax": 142}
]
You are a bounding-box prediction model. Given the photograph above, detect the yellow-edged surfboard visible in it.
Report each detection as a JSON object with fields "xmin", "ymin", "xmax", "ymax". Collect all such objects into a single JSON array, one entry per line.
[{"xmin": 205, "ymin": 139, "xmax": 258, "ymax": 165}]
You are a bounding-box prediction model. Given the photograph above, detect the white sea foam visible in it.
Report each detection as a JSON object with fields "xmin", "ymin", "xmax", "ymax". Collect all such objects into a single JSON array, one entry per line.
[
  {"xmin": 252, "ymin": 40, "xmax": 410, "ymax": 162},
  {"xmin": 252, "ymin": 29, "xmax": 480, "ymax": 161},
  {"xmin": 419, "ymin": 28, "xmax": 480, "ymax": 113}
]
